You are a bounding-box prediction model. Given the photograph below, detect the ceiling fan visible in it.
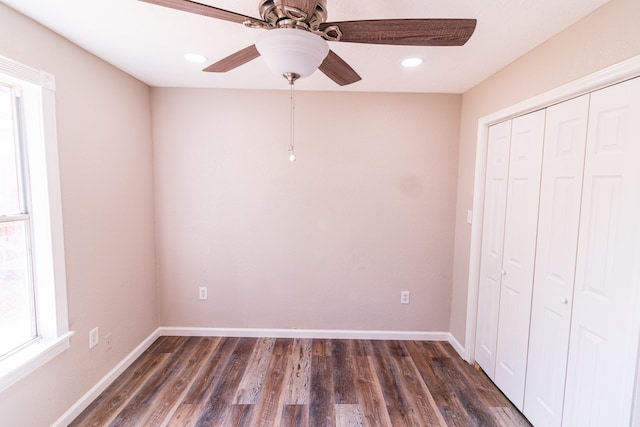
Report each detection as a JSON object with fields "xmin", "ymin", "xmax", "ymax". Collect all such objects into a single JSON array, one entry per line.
[{"xmin": 139, "ymin": 0, "xmax": 476, "ymax": 86}]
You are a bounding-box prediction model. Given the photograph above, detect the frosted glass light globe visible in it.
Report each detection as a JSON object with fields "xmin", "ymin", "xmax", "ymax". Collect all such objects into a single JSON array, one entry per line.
[{"xmin": 256, "ymin": 28, "xmax": 329, "ymax": 79}]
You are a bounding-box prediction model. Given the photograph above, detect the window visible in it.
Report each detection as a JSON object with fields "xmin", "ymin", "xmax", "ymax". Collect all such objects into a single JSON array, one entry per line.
[
  {"xmin": 0, "ymin": 56, "xmax": 72, "ymax": 391},
  {"xmin": 0, "ymin": 83, "xmax": 37, "ymax": 357}
]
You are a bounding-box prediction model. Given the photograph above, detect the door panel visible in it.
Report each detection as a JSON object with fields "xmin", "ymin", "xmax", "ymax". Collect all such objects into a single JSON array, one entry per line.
[
  {"xmin": 523, "ymin": 95, "xmax": 589, "ymax": 427},
  {"xmin": 494, "ymin": 109, "xmax": 545, "ymax": 410},
  {"xmin": 563, "ymin": 77, "xmax": 640, "ymax": 427},
  {"xmin": 475, "ymin": 120, "xmax": 512, "ymax": 379}
]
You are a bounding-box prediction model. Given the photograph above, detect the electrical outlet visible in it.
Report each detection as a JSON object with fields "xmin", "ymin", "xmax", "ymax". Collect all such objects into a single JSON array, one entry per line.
[
  {"xmin": 89, "ymin": 327, "xmax": 99, "ymax": 349},
  {"xmin": 105, "ymin": 332, "xmax": 112, "ymax": 350},
  {"xmin": 467, "ymin": 210, "xmax": 473, "ymax": 224},
  {"xmin": 199, "ymin": 286, "xmax": 208, "ymax": 300},
  {"xmin": 400, "ymin": 291, "xmax": 410, "ymax": 304}
]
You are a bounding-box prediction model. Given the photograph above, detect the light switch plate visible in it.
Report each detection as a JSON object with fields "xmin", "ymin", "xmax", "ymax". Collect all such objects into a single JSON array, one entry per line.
[{"xmin": 89, "ymin": 327, "xmax": 99, "ymax": 349}]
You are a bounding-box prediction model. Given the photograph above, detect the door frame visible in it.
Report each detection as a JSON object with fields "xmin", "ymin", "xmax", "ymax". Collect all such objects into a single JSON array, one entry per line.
[{"xmin": 465, "ymin": 54, "xmax": 640, "ymax": 365}]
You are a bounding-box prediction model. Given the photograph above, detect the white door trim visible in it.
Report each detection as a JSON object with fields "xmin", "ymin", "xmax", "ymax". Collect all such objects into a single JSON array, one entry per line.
[{"xmin": 464, "ymin": 54, "xmax": 640, "ymax": 364}]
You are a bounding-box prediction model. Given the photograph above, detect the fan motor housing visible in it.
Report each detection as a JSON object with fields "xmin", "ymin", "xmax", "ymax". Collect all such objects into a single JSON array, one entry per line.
[{"xmin": 259, "ymin": 0, "xmax": 328, "ymax": 30}]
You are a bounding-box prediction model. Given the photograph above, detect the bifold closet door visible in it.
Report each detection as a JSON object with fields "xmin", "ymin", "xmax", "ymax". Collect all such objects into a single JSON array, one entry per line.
[
  {"xmin": 475, "ymin": 120, "xmax": 512, "ymax": 378},
  {"xmin": 523, "ymin": 95, "xmax": 590, "ymax": 427},
  {"xmin": 562, "ymin": 77, "xmax": 640, "ymax": 427},
  {"xmin": 494, "ymin": 109, "xmax": 545, "ymax": 410}
]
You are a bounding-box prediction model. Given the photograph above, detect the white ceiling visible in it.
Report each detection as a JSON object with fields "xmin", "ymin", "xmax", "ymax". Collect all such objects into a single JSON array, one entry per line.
[{"xmin": 2, "ymin": 0, "xmax": 611, "ymax": 93}]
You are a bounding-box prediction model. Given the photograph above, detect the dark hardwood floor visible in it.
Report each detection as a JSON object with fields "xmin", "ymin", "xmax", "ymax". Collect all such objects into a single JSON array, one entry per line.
[{"xmin": 69, "ymin": 336, "xmax": 531, "ymax": 427}]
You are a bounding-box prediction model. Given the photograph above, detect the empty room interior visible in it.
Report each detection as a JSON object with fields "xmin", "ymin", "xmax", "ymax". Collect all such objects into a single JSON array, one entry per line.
[{"xmin": 1, "ymin": 0, "xmax": 639, "ymax": 426}]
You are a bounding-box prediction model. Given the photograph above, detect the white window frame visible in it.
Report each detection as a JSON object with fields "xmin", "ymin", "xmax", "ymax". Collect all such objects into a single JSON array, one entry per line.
[{"xmin": 0, "ymin": 56, "xmax": 72, "ymax": 392}]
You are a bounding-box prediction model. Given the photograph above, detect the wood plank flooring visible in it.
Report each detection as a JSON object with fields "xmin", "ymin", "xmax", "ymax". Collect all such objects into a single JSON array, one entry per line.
[{"xmin": 69, "ymin": 337, "xmax": 531, "ymax": 427}]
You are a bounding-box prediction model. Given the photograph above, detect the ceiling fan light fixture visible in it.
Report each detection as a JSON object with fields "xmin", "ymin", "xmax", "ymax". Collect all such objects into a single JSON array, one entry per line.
[
  {"xmin": 401, "ymin": 57, "xmax": 424, "ymax": 67},
  {"xmin": 256, "ymin": 28, "xmax": 329, "ymax": 81}
]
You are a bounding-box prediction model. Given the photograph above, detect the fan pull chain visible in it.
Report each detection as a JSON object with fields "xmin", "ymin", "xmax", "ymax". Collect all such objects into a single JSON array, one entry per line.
[{"xmin": 288, "ymin": 80, "xmax": 296, "ymax": 162}]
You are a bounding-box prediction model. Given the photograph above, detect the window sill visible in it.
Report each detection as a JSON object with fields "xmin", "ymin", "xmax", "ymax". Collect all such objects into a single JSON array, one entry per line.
[{"xmin": 0, "ymin": 331, "xmax": 74, "ymax": 392}]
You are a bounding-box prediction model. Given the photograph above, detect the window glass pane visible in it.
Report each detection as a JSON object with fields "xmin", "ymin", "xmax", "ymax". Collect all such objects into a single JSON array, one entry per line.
[
  {"xmin": 0, "ymin": 221, "xmax": 35, "ymax": 357},
  {"xmin": 0, "ymin": 85, "xmax": 21, "ymax": 215}
]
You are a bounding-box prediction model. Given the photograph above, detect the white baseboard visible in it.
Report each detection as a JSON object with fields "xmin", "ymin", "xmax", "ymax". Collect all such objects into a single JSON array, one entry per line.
[
  {"xmin": 54, "ymin": 326, "xmax": 467, "ymax": 426},
  {"xmin": 159, "ymin": 326, "xmax": 451, "ymax": 342},
  {"xmin": 447, "ymin": 333, "xmax": 466, "ymax": 359},
  {"xmin": 51, "ymin": 328, "xmax": 162, "ymax": 427}
]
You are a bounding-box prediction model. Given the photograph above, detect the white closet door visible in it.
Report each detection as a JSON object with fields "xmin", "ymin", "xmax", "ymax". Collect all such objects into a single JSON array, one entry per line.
[
  {"xmin": 494, "ymin": 109, "xmax": 545, "ymax": 410},
  {"xmin": 523, "ymin": 95, "xmax": 589, "ymax": 427},
  {"xmin": 475, "ymin": 120, "xmax": 512, "ymax": 378},
  {"xmin": 563, "ymin": 77, "xmax": 640, "ymax": 426}
]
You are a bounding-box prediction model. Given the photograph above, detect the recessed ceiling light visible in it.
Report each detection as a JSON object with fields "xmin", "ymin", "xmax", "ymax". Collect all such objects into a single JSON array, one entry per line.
[
  {"xmin": 401, "ymin": 57, "xmax": 424, "ymax": 68},
  {"xmin": 184, "ymin": 53, "xmax": 208, "ymax": 63}
]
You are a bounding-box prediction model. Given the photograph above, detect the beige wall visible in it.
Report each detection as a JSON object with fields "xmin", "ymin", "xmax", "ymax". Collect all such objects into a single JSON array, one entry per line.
[
  {"xmin": 450, "ymin": 0, "xmax": 640, "ymax": 345},
  {"xmin": 152, "ymin": 88, "xmax": 461, "ymax": 332},
  {"xmin": 0, "ymin": 4, "xmax": 157, "ymax": 426},
  {"xmin": 3, "ymin": 0, "xmax": 640, "ymax": 422}
]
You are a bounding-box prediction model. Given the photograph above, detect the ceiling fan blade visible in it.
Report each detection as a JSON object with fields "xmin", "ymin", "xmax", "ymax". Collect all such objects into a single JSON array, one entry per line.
[
  {"xmin": 203, "ymin": 45, "xmax": 261, "ymax": 72},
  {"xmin": 320, "ymin": 19, "xmax": 477, "ymax": 46},
  {"xmin": 139, "ymin": 0, "xmax": 267, "ymax": 26},
  {"xmin": 318, "ymin": 50, "xmax": 361, "ymax": 86}
]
